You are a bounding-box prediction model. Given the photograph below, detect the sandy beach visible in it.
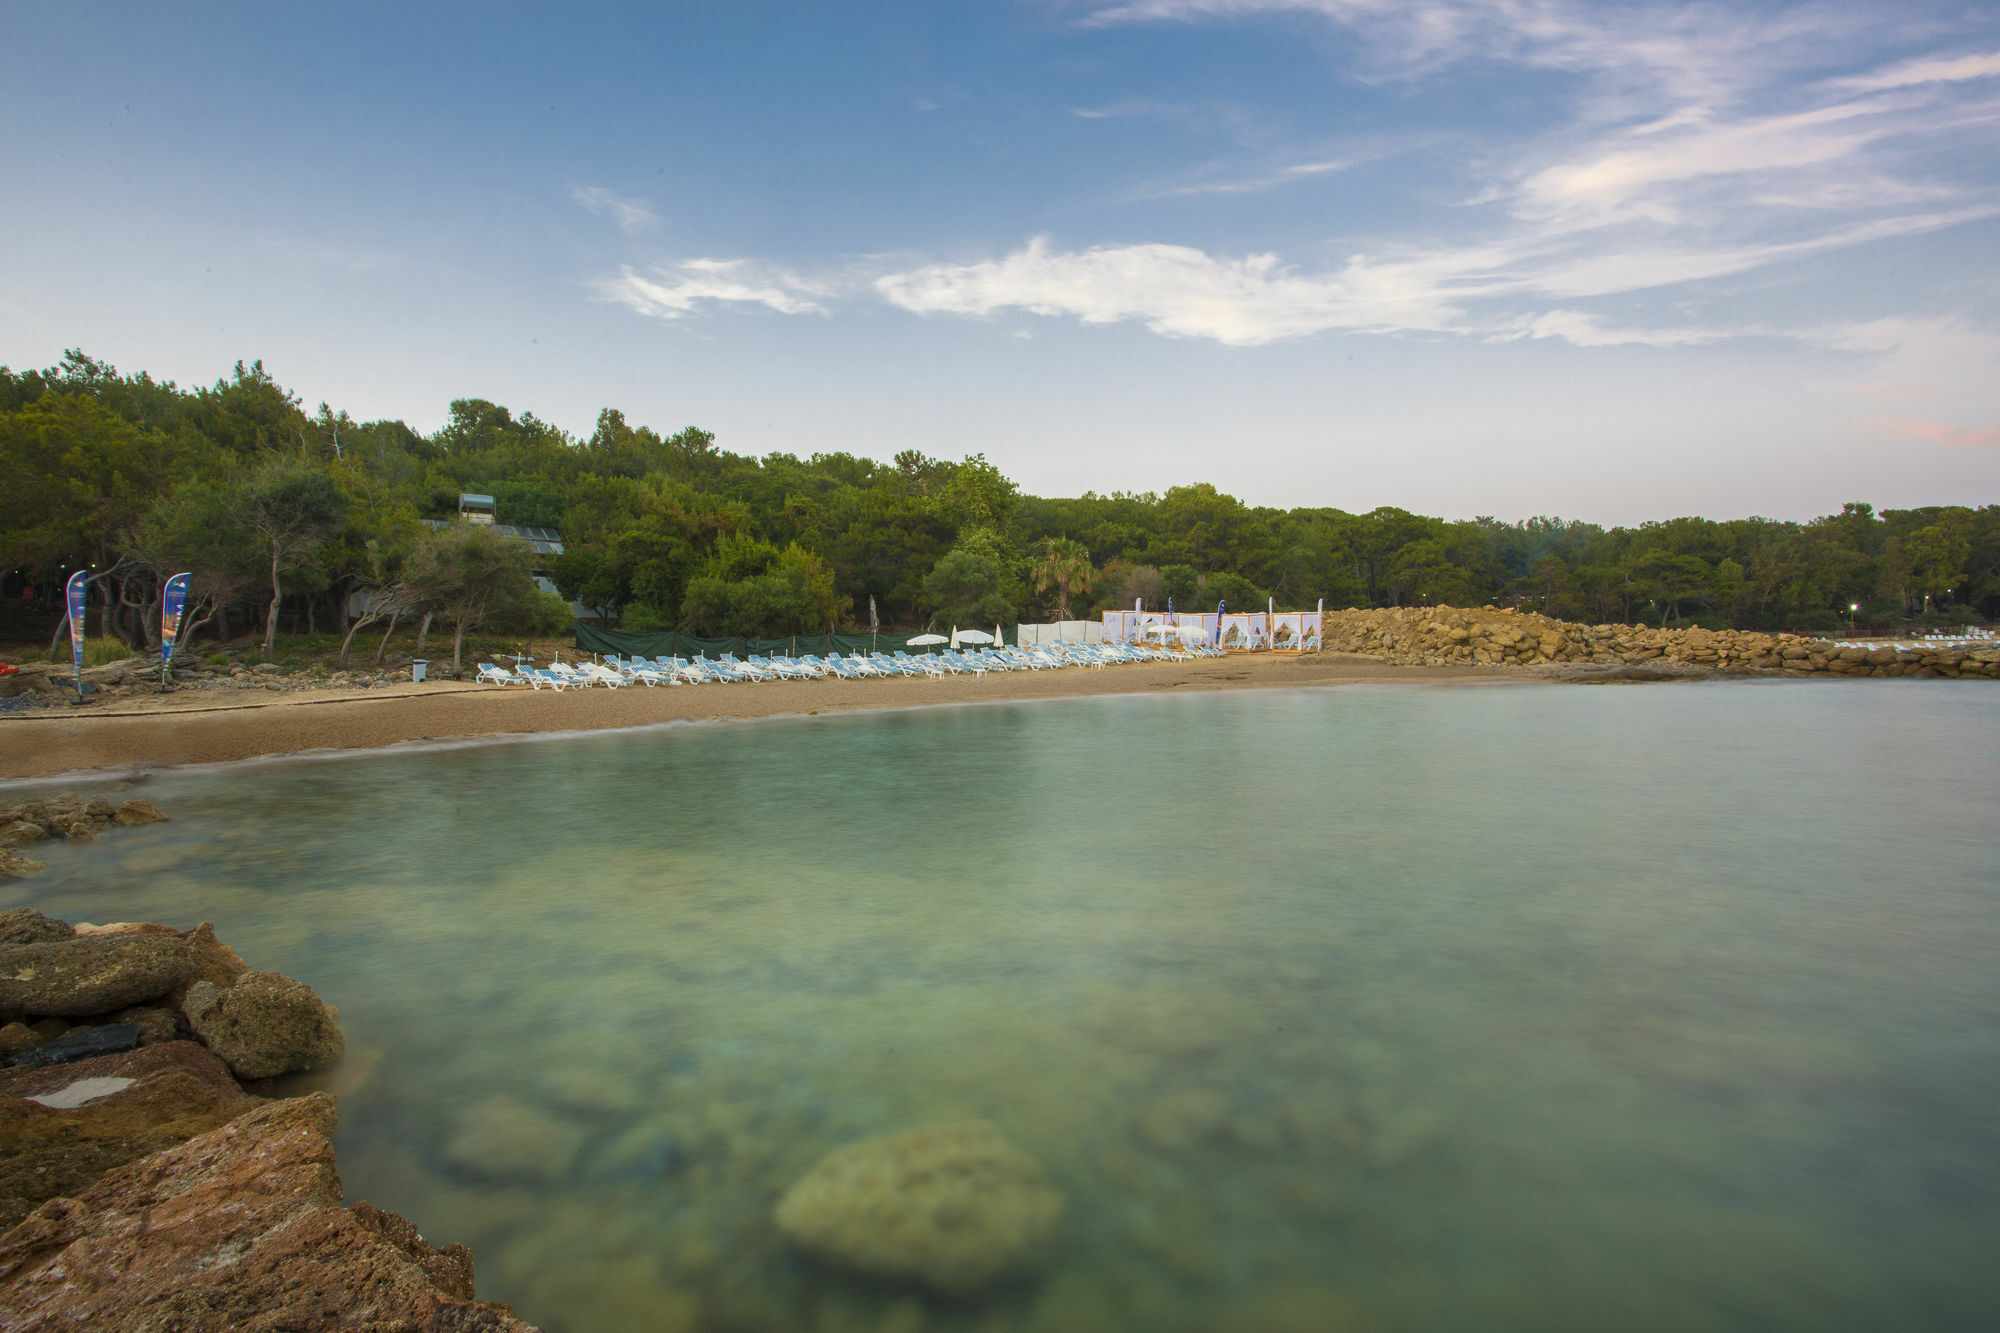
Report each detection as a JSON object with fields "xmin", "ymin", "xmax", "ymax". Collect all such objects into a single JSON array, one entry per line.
[{"xmin": 0, "ymin": 653, "xmax": 1514, "ymax": 781}]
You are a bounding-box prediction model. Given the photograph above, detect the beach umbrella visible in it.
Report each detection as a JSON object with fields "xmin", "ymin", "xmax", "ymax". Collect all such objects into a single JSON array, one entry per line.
[
  {"xmin": 995, "ymin": 623, "xmax": 1004, "ymax": 649},
  {"xmin": 949, "ymin": 627, "xmax": 960, "ymax": 649},
  {"xmin": 908, "ymin": 633, "xmax": 948, "ymax": 647},
  {"xmin": 957, "ymin": 629, "xmax": 993, "ymax": 644}
]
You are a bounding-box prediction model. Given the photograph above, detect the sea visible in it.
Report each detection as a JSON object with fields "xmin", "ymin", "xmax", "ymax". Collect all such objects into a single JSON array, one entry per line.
[{"xmin": 8, "ymin": 678, "xmax": 1999, "ymax": 1332}]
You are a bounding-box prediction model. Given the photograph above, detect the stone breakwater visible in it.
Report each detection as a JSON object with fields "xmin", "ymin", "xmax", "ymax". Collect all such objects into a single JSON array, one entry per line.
[
  {"xmin": 0, "ymin": 908, "xmax": 536, "ymax": 1331},
  {"xmin": 1321, "ymin": 606, "xmax": 2000, "ymax": 679}
]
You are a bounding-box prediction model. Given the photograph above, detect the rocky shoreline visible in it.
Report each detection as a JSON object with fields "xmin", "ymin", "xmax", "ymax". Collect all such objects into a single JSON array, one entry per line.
[
  {"xmin": 1323, "ymin": 606, "xmax": 2000, "ymax": 678},
  {"xmin": 0, "ymin": 908, "xmax": 537, "ymax": 1331},
  {"xmin": 1, "ymin": 791, "xmax": 170, "ymax": 881}
]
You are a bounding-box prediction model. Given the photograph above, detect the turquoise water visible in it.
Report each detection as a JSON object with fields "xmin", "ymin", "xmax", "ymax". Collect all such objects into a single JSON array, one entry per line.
[{"xmin": 8, "ymin": 680, "xmax": 2000, "ymax": 1332}]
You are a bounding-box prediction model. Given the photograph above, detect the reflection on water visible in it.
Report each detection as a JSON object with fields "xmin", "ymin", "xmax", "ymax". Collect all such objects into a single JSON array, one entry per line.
[{"xmin": 10, "ymin": 682, "xmax": 2000, "ymax": 1332}]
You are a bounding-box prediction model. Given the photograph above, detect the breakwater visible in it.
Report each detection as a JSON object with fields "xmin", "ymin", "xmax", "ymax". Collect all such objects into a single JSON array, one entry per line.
[{"xmin": 1321, "ymin": 606, "xmax": 2000, "ymax": 678}]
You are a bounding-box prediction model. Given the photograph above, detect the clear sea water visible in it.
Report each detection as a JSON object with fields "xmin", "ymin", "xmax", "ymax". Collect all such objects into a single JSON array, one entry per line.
[{"xmin": 7, "ymin": 680, "xmax": 2000, "ymax": 1333}]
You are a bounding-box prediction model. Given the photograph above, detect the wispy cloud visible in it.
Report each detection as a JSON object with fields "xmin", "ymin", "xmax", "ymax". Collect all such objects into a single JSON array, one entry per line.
[
  {"xmin": 569, "ymin": 185, "xmax": 658, "ymax": 235},
  {"xmin": 598, "ymin": 4, "xmax": 2000, "ymax": 361},
  {"xmin": 1877, "ymin": 416, "xmax": 2000, "ymax": 450},
  {"xmin": 593, "ymin": 260, "xmax": 827, "ymax": 319}
]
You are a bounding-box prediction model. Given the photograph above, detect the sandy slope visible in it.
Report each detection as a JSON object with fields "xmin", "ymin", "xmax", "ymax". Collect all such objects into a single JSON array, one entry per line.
[{"xmin": 0, "ymin": 654, "xmax": 1514, "ymax": 780}]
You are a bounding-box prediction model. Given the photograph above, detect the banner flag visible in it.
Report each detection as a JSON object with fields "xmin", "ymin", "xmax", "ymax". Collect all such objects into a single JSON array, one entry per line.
[
  {"xmin": 161, "ymin": 573, "xmax": 192, "ymax": 668},
  {"xmin": 65, "ymin": 570, "xmax": 87, "ymax": 682}
]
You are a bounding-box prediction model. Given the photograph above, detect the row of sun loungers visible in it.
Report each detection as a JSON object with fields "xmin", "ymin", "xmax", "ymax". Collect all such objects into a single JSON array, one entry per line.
[{"xmin": 474, "ymin": 640, "xmax": 1227, "ymax": 689}]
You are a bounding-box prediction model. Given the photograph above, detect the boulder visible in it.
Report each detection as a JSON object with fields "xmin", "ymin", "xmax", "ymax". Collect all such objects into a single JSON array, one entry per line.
[
  {"xmin": 0, "ymin": 1026, "xmax": 39, "ymax": 1061},
  {"xmin": 181, "ymin": 971, "xmax": 344, "ymax": 1079},
  {"xmin": 775, "ymin": 1120, "xmax": 1064, "ymax": 1294},
  {"xmin": 0, "ymin": 824, "xmax": 45, "ymax": 849},
  {"xmin": 0, "ymin": 1041, "xmax": 260, "ymax": 1231},
  {"xmin": 0, "ymin": 934, "xmax": 200, "ymax": 1020},
  {"xmin": 0, "ymin": 1093, "xmax": 540, "ymax": 1331},
  {"xmin": 111, "ymin": 799, "xmax": 169, "ymax": 826},
  {"xmin": 0, "ymin": 911, "xmax": 71, "ymax": 947},
  {"xmin": 103, "ymin": 1003, "xmax": 180, "ymax": 1046},
  {"xmin": 444, "ymin": 1095, "xmax": 586, "ymax": 1184},
  {"xmin": 0, "ymin": 851, "xmax": 46, "ymax": 883},
  {"xmin": 6, "ymin": 1023, "xmax": 141, "ymax": 1070}
]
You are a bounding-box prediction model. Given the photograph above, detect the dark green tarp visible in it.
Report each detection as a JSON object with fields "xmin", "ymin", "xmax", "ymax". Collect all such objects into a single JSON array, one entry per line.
[{"xmin": 573, "ymin": 623, "xmax": 959, "ymax": 659}]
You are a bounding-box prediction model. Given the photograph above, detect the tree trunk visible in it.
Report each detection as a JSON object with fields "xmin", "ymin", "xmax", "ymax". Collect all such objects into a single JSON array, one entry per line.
[
  {"xmin": 262, "ymin": 539, "xmax": 284, "ymax": 661},
  {"xmin": 306, "ymin": 596, "xmax": 316, "ymax": 637},
  {"xmin": 338, "ymin": 611, "xmax": 381, "ymax": 668},
  {"xmin": 218, "ymin": 606, "xmax": 231, "ymax": 644},
  {"xmin": 374, "ymin": 611, "xmax": 401, "ymax": 666},
  {"xmin": 48, "ymin": 613, "xmax": 70, "ymax": 664},
  {"xmin": 416, "ymin": 611, "xmax": 433, "ymax": 656},
  {"xmin": 452, "ymin": 620, "xmax": 466, "ymax": 676}
]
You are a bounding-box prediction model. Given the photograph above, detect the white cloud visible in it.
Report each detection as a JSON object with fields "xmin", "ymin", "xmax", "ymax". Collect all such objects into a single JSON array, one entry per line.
[
  {"xmin": 1832, "ymin": 48, "xmax": 2000, "ymax": 93},
  {"xmin": 569, "ymin": 185, "xmax": 658, "ymax": 235},
  {"xmin": 594, "ymin": 260, "xmax": 827, "ymax": 319}
]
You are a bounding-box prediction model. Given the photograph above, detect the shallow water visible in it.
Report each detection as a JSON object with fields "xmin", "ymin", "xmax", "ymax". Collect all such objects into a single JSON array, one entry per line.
[{"xmin": 10, "ymin": 680, "xmax": 2000, "ymax": 1332}]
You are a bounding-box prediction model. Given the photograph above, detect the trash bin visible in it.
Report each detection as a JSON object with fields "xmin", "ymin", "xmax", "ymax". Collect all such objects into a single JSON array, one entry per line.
[{"xmin": 411, "ymin": 659, "xmax": 428, "ymax": 683}]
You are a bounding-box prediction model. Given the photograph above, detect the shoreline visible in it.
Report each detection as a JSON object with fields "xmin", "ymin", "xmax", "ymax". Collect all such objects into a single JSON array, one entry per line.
[{"xmin": 2, "ymin": 654, "xmax": 1518, "ymax": 782}]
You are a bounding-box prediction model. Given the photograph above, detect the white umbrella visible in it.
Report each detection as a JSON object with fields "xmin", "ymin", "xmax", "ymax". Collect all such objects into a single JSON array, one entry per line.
[
  {"xmin": 995, "ymin": 623, "xmax": 1004, "ymax": 649},
  {"xmin": 957, "ymin": 628, "xmax": 993, "ymax": 644},
  {"xmin": 908, "ymin": 633, "xmax": 948, "ymax": 646},
  {"xmin": 948, "ymin": 627, "xmax": 960, "ymax": 649}
]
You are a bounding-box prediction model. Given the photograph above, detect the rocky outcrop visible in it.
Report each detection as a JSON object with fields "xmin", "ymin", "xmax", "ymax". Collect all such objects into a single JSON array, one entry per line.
[
  {"xmin": 0, "ymin": 933, "xmax": 202, "ymax": 1020},
  {"xmin": 183, "ymin": 970, "xmax": 345, "ymax": 1080},
  {"xmin": 1321, "ymin": 606, "xmax": 2000, "ymax": 679},
  {"xmin": 0, "ymin": 1093, "xmax": 537, "ymax": 1331},
  {"xmin": 0, "ymin": 913, "xmax": 539, "ymax": 1330},
  {"xmin": 775, "ymin": 1120, "xmax": 1064, "ymax": 1294},
  {"xmin": 0, "ymin": 910, "xmax": 71, "ymax": 947},
  {"xmin": 0, "ymin": 1041, "xmax": 260, "ymax": 1230}
]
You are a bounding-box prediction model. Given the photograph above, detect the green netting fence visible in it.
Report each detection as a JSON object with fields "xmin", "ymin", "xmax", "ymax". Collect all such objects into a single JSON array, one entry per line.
[{"xmin": 573, "ymin": 623, "xmax": 969, "ymax": 660}]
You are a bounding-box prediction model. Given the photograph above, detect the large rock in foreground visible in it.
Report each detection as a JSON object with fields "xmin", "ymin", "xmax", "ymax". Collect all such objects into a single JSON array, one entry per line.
[
  {"xmin": 183, "ymin": 971, "xmax": 345, "ymax": 1080},
  {"xmin": 0, "ymin": 1041, "xmax": 259, "ymax": 1231},
  {"xmin": 0, "ymin": 1092, "xmax": 536, "ymax": 1331},
  {"xmin": 775, "ymin": 1120, "xmax": 1064, "ymax": 1294},
  {"xmin": 0, "ymin": 933, "xmax": 200, "ymax": 1020}
]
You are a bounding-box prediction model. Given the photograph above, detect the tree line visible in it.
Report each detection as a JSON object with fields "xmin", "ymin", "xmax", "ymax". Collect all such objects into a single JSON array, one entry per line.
[{"xmin": 3, "ymin": 350, "xmax": 1995, "ymax": 668}]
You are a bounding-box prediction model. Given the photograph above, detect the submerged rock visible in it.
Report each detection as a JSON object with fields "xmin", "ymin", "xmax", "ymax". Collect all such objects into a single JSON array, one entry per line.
[
  {"xmin": 181, "ymin": 971, "xmax": 345, "ymax": 1079},
  {"xmin": 0, "ymin": 850, "xmax": 46, "ymax": 882},
  {"xmin": 0, "ymin": 933, "xmax": 200, "ymax": 1020},
  {"xmin": 775, "ymin": 1120, "xmax": 1064, "ymax": 1294},
  {"xmin": 0, "ymin": 1093, "xmax": 539, "ymax": 1331},
  {"xmin": 444, "ymin": 1095, "xmax": 587, "ymax": 1184},
  {"xmin": 6, "ymin": 1022, "xmax": 141, "ymax": 1069}
]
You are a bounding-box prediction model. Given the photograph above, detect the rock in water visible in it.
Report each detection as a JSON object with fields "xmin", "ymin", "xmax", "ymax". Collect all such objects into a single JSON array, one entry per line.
[
  {"xmin": 0, "ymin": 934, "xmax": 199, "ymax": 1019},
  {"xmin": 7, "ymin": 1023, "xmax": 141, "ymax": 1069},
  {"xmin": 0, "ymin": 850, "xmax": 47, "ymax": 883},
  {"xmin": 0, "ymin": 909, "xmax": 71, "ymax": 946},
  {"xmin": 181, "ymin": 971, "xmax": 345, "ymax": 1079},
  {"xmin": 774, "ymin": 1120, "xmax": 1064, "ymax": 1294},
  {"xmin": 444, "ymin": 1095, "xmax": 586, "ymax": 1184},
  {"xmin": 0, "ymin": 1093, "xmax": 540, "ymax": 1331},
  {"xmin": 111, "ymin": 799, "xmax": 169, "ymax": 826}
]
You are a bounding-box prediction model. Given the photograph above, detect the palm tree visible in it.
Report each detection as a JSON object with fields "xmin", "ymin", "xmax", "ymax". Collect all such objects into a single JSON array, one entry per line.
[{"xmin": 1031, "ymin": 536, "xmax": 1093, "ymax": 620}]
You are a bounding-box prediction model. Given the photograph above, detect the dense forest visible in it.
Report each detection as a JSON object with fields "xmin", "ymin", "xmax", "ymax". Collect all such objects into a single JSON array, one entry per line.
[{"xmin": 3, "ymin": 350, "xmax": 1995, "ymax": 661}]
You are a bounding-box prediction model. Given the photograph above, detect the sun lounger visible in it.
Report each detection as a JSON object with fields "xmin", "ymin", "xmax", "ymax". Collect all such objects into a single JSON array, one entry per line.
[
  {"xmin": 476, "ymin": 662, "xmax": 520, "ymax": 685},
  {"xmin": 893, "ymin": 651, "xmax": 945, "ymax": 678}
]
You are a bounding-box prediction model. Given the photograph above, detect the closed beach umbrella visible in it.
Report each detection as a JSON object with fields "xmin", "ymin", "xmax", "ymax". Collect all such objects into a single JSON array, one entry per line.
[
  {"xmin": 949, "ymin": 627, "xmax": 960, "ymax": 649},
  {"xmin": 995, "ymin": 623, "xmax": 1004, "ymax": 649}
]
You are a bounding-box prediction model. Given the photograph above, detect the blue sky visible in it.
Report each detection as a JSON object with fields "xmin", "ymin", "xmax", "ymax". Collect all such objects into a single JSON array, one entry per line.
[{"xmin": 3, "ymin": 1, "xmax": 1997, "ymax": 524}]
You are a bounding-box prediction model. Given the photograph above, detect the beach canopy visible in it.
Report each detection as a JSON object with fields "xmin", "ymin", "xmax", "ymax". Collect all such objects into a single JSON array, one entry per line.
[
  {"xmin": 956, "ymin": 629, "xmax": 994, "ymax": 644},
  {"xmin": 908, "ymin": 633, "xmax": 948, "ymax": 646}
]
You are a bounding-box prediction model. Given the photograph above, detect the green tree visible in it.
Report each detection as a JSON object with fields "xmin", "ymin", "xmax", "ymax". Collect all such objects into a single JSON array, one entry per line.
[
  {"xmin": 402, "ymin": 524, "xmax": 540, "ymax": 675},
  {"xmin": 1030, "ymin": 536, "xmax": 1093, "ymax": 620},
  {"xmin": 233, "ymin": 462, "xmax": 351, "ymax": 660}
]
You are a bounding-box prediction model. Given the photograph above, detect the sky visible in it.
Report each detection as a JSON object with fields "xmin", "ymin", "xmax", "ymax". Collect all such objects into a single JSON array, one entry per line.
[{"xmin": 2, "ymin": 1, "xmax": 1997, "ymax": 526}]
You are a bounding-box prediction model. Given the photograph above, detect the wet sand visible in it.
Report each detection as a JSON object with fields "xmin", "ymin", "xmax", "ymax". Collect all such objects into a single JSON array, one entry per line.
[{"xmin": 0, "ymin": 654, "xmax": 1512, "ymax": 780}]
